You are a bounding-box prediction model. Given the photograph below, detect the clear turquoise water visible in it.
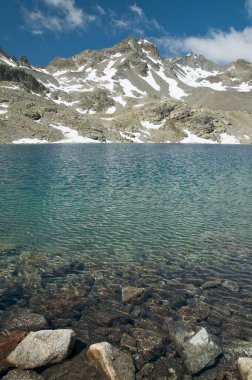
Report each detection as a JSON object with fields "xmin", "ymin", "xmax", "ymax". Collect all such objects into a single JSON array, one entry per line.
[{"xmin": 0, "ymin": 143, "xmax": 251, "ymax": 268}]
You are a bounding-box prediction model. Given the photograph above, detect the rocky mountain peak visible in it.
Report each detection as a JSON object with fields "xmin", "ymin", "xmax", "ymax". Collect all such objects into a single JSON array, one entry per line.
[
  {"xmin": 18, "ymin": 55, "xmax": 31, "ymax": 67},
  {"xmin": 0, "ymin": 38, "xmax": 251, "ymax": 145},
  {"xmin": 173, "ymin": 53, "xmax": 221, "ymax": 72},
  {"xmin": 93, "ymin": 37, "xmax": 161, "ymax": 61}
]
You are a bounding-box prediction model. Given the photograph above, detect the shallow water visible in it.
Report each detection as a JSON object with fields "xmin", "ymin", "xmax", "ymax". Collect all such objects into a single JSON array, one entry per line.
[{"xmin": 0, "ymin": 144, "xmax": 252, "ymax": 353}]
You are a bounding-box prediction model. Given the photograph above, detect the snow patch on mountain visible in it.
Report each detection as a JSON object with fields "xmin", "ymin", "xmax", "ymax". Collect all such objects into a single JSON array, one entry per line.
[
  {"xmin": 113, "ymin": 95, "xmax": 127, "ymax": 107},
  {"xmin": 141, "ymin": 120, "xmax": 165, "ymax": 129},
  {"xmin": 142, "ymin": 49, "xmax": 159, "ymax": 64},
  {"xmin": 119, "ymin": 79, "xmax": 146, "ymax": 97},
  {"xmin": 1, "ymin": 84, "xmax": 20, "ymax": 90},
  {"xmin": 220, "ymin": 133, "xmax": 240, "ymax": 144},
  {"xmin": 13, "ymin": 138, "xmax": 49, "ymax": 144},
  {"xmin": 120, "ymin": 131, "xmax": 143, "ymax": 143},
  {"xmin": 157, "ymin": 66, "xmax": 187, "ymax": 100},
  {"xmin": 140, "ymin": 69, "xmax": 160, "ymax": 91},
  {"xmin": 234, "ymin": 81, "xmax": 252, "ymax": 92},
  {"xmin": 180, "ymin": 130, "xmax": 216, "ymax": 144},
  {"xmin": 176, "ymin": 65, "xmax": 226, "ymax": 91},
  {"xmin": 0, "ymin": 103, "xmax": 8, "ymax": 115},
  {"xmin": 106, "ymin": 106, "xmax": 116, "ymax": 114},
  {"xmin": 76, "ymin": 108, "xmax": 87, "ymax": 114},
  {"xmin": 53, "ymin": 98, "xmax": 79, "ymax": 106},
  {"xmin": 0, "ymin": 56, "xmax": 16, "ymax": 67},
  {"xmin": 51, "ymin": 124, "xmax": 100, "ymax": 143}
]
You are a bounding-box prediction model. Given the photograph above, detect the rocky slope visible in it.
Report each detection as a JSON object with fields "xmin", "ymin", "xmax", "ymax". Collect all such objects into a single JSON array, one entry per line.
[{"xmin": 0, "ymin": 38, "xmax": 251, "ymax": 144}]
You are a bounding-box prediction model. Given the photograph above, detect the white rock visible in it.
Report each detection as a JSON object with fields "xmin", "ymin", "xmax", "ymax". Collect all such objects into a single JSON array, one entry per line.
[
  {"xmin": 7, "ymin": 329, "xmax": 75, "ymax": 369},
  {"xmin": 237, "ymin": 357, "xmax": 252, "ymax": 380},
  {"xmin": 87, "ymin": 342, "xmax": 135, "ymax": 380}
]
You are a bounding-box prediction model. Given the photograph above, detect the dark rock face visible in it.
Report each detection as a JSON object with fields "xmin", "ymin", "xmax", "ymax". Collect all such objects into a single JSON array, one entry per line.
[
  {"xmin": 18, "ymin": 55, "xmax": 31, "ymax": 67},
  {"xmin": 0, "ymin": 64, "xmax": 46, "ymax": 94}
]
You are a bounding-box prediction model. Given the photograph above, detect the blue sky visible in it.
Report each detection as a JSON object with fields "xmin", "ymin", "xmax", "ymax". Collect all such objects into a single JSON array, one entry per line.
[{"xmin": 1, "ymin": 0, "xmax": 252, "ymax": 66}]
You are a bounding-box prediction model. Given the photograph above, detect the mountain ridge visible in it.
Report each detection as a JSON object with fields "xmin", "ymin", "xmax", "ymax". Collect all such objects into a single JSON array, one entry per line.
[{"xmin": 0, "ymin": 37, "xmax": 251, "ymax": 144}]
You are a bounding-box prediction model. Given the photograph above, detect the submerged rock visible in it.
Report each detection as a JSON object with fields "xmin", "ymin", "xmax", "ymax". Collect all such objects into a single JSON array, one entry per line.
[
  {"xmin": 201, "ymin": 279, "xmax": 222, "ymax": 290},
  {"xmin": 132, "ymin": 328, "xmax": 167, "ymax": 357},
  {"xmin": 222, "ymin": 279, "xmax": 240, "ymax": 292},
  {"xmin": 121, "ymin": 286, "xmax": 146, "ymax": 303},
  {"xmin": 168, "ymin": 320, "xmax": 222, "ymax": 374},
  {"xmin": 2, "ymin": 369, "xmax": 45, "ymax": 379},
  {"xmin": 87, "ymin": 341, "xmax": 135, "ymax": 380},
  {"xmin": 7, "ymin": 329, "xmax": 75, "ymax": 369},
  {"xmin": 237, "ymin": 357, "xmax": 252, "ymax": 380},
  {"xmin": 3, "ymin": 310, "xmax": 48, "ymax": 332},
  {"xmin": 135, "ymin": 356, "xmax": 182, "ymax": 380},
  {"xmin": 120, "ymin": 333, "xmax": 137, "ymax": 352}
]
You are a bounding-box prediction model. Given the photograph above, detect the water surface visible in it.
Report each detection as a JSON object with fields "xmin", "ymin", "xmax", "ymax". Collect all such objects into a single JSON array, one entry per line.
[{"xmin": 0, "ymin": 144, "xmax": 251, "ymax": 344}]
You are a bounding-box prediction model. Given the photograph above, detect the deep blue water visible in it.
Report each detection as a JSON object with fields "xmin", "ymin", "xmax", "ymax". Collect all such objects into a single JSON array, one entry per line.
[{"xmin": 0, "ymin": 144, "xmax": 251, "ymax": 271}]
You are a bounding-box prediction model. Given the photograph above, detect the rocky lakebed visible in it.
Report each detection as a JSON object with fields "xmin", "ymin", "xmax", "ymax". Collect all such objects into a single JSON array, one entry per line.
[{"xmin": 0, "ymin": 242, "xmax": 251, "ymax": 380}]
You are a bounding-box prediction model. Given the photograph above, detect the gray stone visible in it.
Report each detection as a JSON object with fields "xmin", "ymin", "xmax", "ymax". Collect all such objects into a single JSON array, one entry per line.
[
  {"xmin": 2, "ymin": 369, "xmax": 45, "ymax": 380},
  {"xmin": 237, "ymin": 357, "xmax": 252, "ymax": 380},
  {"xmin": 87, "ymin": 341, "xmax": 135, "ymax": 380},
  {"xmin": 7, "ymin": 329, "xmax": 75, "ymax": 369},
  {"xmin": 184, "ymin": 328, "xmax": 222, "ymax": 373},
  {"xmin": 168, "ymin": 320, "xmax": 222, "ymax": 374}
]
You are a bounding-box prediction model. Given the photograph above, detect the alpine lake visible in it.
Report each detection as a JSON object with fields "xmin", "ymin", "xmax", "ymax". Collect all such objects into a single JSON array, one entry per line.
[{"xmin": 0, "ymin": 143, "xmax": 251, "ymax": 379}]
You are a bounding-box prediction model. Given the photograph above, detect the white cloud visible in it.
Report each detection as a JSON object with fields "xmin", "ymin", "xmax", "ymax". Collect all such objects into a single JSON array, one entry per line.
[
  {"xmin": 31, "ymin": 29, "xmax": 44, "ymax": 36},
  {"xmin": 112, "ymin": 4, "xmax": 164, "ymax": 35},
  {"xmin": 130, "ymin": 3, "xmax": 144, "ymax": 17},
  {"xmin": 114, "ymin": 19, "xmax": 131, "ymax": 30},
  {"xmin": 155, "ymin": 26, "xmax": 252, "ymax": 64},
  {"xmin": 95, "ymin": 4, "xmax": 106, "ymax": 15},
  {"xmin": 24, "ymin": 9, "xmax": 62, "ymax": 32},
  {"xmin": 23, "ymin": 0, "xmax": 96, "ymax": 33},
  {"xmin": 245, "ymin": 0, "xmax": 252, "ymax": 17}
]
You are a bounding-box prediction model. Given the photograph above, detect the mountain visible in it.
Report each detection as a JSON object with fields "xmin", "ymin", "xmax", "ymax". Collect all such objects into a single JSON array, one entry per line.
[{"xmin": 0, "ymin": 37, "xmax": 251, "ymax": 144}]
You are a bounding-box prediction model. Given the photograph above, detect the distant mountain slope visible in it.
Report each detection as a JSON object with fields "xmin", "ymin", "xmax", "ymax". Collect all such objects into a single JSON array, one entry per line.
[{"xmin": 0, "ymin": 38, "xmax": 251, "ymax": 144}]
